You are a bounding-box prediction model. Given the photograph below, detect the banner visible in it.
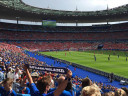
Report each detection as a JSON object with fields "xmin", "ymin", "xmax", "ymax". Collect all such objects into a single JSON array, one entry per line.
[{"xmin": 26, "ymin": 64, "xmax": 68, "ymax": 74}]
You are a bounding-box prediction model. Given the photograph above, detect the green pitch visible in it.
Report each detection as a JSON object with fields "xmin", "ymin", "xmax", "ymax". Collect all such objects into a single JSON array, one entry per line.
[{"xmin": 39, "ymin": 50, "xmax": 128, "ymax": 78}]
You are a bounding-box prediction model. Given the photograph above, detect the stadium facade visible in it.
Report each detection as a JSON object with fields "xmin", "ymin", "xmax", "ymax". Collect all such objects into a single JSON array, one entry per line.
[{"xmin": 0, "ymin": 0, "xmax": 128, "ymax": 23}]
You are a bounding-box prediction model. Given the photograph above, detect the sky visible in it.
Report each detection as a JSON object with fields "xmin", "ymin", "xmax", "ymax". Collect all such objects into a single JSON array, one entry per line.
[
  {"xmin": 1, "ymin": 0, "xmax": 128, "ymax": 26},
  {"xmin": 22, "ymin": 0, "xmax": 128, "ymax": 11}
]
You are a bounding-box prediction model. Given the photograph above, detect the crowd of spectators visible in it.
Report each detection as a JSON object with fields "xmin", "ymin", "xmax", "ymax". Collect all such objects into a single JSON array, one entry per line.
[
  {"xmin": 6, "ymin": 41, "xmax": 127, "ymax": 51},
  {"xmin": 103, "ymin": 42, "xmax": 128, "ymax": 50},
  {"xmin": 0, "ymin": 41, "xmax": 127, "ymax": 52},
  {"xmin": 9, "ymin": 41, "xmax": 97, "ymax": 51},
  {"xmin": 0, "ymin": 21, "xmax": 128, "ymax": 52},
  {"xmin": 0, "ymin": 42, "xmax": 127, "ymax": 96},
  {"xmin": 0, "ymin": 21, "xmax": 128, "ymax": 42},
  {"xmin": 0, "ymin": 30, "xmax": 127, "ymax": 40}
]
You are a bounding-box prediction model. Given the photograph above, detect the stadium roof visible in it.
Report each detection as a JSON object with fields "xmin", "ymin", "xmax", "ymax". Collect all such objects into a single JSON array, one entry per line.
[{"xmin": 0, "ymin": 0, "xmax": 128, "ymax": 23}]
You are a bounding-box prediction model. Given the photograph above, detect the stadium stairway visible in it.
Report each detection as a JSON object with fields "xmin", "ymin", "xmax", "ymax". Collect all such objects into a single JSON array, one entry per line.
[{"xmin": 26, "ymin": 51, "xmax": 128, "ymax": 88}]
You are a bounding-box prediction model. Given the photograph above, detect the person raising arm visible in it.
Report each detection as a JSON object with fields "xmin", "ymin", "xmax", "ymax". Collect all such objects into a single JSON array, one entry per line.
[{"xmin": 24, "ymin": 65, "xmax": 72, "ymax": 96}]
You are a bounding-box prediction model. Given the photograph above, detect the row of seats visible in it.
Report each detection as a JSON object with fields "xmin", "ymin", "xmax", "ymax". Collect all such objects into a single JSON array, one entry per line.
[
  {"xmin": 0, "ymin": 30, "xmax": 128, "ymax": 40},
  {"xmin": 2, "ymin": 41, "xmax": 127, "ymax": 51}
]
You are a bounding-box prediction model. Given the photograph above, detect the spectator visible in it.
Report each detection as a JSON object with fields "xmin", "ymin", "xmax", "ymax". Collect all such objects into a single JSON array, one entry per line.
[
  {"xmin": 76, "ymin": 77, "xmax": 93, "ymax": 96},
  {"xmin": 65, "ymin": 80, "xmax": 75, "ymax": 96},
  {"xmin": 80, "ymin": 84, "xmax": 101, "ymax": 96},
  {"xmin": 121, "ymin": 87, "xmax": 128, "ymax": 95},
  {"xmin": 115, "ymin": 88, "xmax": 127, "ymax": 96},
  {"xmin": 0, "ymin": 78, "xmax": 17, "ymax": 96},
  {"xmin": 7, "ymin": 67, "xmax": 13, "ymax": 79},
  {"xmin": 13, "ymin": 66, "xmax": 22, "ymax": 82},
  {"xmin": 24, "ymin": 65, "xmax": 72, "ymax": 96},
  {"xmin": 49, "ymin": 76, "xmax": 74, "ymax": 96},
  {"xmin": 82, "ymin": 77, "xmax": 93, "ymax": 88},
  {"xmin": 13, "ymin": 79, "xmax": 21, "ymax": 93},
  {"xmin": 102, "ymin": 91, "xmax": 115, "ymax": 96}
]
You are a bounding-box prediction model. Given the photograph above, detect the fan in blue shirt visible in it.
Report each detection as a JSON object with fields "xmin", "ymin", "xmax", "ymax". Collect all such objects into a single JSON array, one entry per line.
[
  {"xmin": 24, "ymin": 65, "xmax": 72, "ymax": 96},
  {"xmin": 0, "ymin": 78, "xmax": 17, "ymax": 96},
  {"xmin": 48, "ymin": 76, "xmax": 74, "ymax": 96}
]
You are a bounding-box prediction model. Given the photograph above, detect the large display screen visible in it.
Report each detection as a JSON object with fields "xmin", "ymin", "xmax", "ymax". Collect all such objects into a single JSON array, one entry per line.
[{"xmin": 42, "ymin": 20, "xmax": 56, "ymax": 27}]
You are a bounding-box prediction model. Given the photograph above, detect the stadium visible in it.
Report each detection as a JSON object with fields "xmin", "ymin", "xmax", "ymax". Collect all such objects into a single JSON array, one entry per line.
[{"xmin": 0, "ymin": 0, "xmax": 128, "ymax": 96}]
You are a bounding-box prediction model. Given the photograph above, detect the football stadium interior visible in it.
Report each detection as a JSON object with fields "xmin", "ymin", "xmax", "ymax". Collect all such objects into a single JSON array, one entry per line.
[{"xmin": 0, "ymin": 0, "xmax": 128, "ymax": 96}]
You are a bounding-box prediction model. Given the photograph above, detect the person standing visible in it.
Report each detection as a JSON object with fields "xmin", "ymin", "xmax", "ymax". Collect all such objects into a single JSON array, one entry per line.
[
  {"xmin": 65, "ymin": 52, "xmax": 67, "ymax": 56},
  {"xmin": 118, "ymin": 55, "xmax": 119, "ymax": 58},
  {"xmin": 108, "ymin": 57, "xmax": 110, "ymax": 61},
  {"xmin": 74, "ymin": 67, "xmax": 76, "ymax": 71},
  {"xmin": 94, "ymin": 56, "xmax": 96, "ymax": 61},
  {"xmin": 109, "ymin": 73, "xmax": 114, "ymax": 83},
  {"xmin": 13, "ymin": 66, "xmax": 22, "ymax": 82},
  {"xmin": 7, "ymin": 67, "xmax": 13, "ymax": 79}
]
